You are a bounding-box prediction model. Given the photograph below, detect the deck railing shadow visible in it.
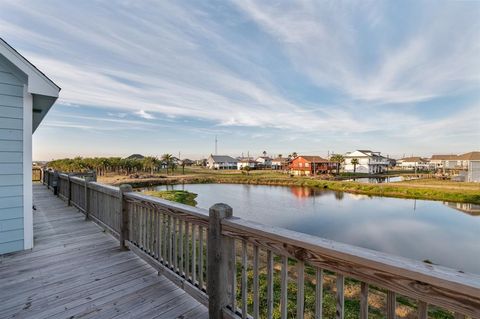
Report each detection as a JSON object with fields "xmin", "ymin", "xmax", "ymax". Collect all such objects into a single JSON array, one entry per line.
[{"xmin": 41, "ymin": 169, "xmax": 480, "ymax": 319}]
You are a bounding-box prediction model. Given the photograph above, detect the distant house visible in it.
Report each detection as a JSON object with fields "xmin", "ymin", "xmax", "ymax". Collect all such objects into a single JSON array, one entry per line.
[
  {"xmin": 460, "ymin": 152, "xmax": 480, "ymax": 182},
  {"xmin": 194, "ymin": 159, "xmax": 207, "ymax": 167},
  {"xmin": 289, "ymin": 156, "xmax": 334, "ymax": 176},
  {"xmin": 396, "ymin": 157, "xmax": 432, "ymax": 170},
  {"xmin": 126, "ymin": 154, "xmax": 145, "ymax": 160},
  {"xmin": 255, "ymin": 156, "xmax": 272, "ymax": 168},
  {"xmin": 180, "ymin": 159, "xmax": 194, "ymax": 166},
  {"xmin": 207, "ymin": 155, "xmax": 238, "ymax": 170},
  {"xmin": 0, "ymin": 39, "xmax": 60, "ymax": 254},
  {"xmin": 430, "ymin": 154, "xmax": 460, "ymax": 170},
  {"xmin": 271, "ymin": 157, "xmax": 289, "ymax": 170},
  {"xmin": 344, "ymin": 150, "xmax": 389, "ymax": 174},
  {"xmin": 237, "ymin": 159, "xmax": 257, "ymax": 170}
]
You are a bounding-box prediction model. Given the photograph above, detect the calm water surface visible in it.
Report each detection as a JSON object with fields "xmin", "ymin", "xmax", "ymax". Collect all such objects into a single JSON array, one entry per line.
[{"xmin": 145, "ymin": 184, "xmax": 480, "ymax": 274}]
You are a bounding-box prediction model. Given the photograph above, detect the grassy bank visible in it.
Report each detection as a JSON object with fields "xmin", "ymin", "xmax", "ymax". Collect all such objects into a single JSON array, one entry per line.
[
  {"xmin": 143, "ymin": 190, "xmax": 197, "ymax": 206},
  {"xmin": 100, "ymin": 168, "xmax": 480, "ymax": 204}
]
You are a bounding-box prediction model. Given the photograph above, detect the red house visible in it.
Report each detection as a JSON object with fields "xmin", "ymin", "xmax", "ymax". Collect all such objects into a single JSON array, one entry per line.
[{"xmin": 289, "ymin": 156, "xmax": 335, "ymax": 176}]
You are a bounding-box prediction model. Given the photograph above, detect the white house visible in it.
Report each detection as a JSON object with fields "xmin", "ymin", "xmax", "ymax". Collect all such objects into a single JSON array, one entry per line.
[
  {"xmin": 396, "ymin": 157, "xmax": 433, "ymax": 170},
  {"xmin": 207, "ymin": 155, "xmax": 237, "ymax": 170},
  {"xmin": 0, "ymin": 38, "xmax": 60, "ymax": 254},
  {"xmin": 271, "ymin": 157, "xmax": 288, "ymax": 170},
  {"xmin": 460, "ymin": 152, "xmax": 480, "ymax": 182},
  {"xmin": 237, "ymin": 159, "xmax": 257, "ymax": 170},
  {"xmin": 255, "ymin": 156, "xmax": 272, "ymax": 168},
  {"xmin": 430, "ymin": 155, "xmax": 460, "ymax": 170},
  {"xmin": 343, "ymin": 150, "xmax": 389, "ymax": 174}
]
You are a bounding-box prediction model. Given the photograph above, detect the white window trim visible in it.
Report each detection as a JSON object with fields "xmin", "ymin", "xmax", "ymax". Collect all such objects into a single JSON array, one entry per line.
[{"xmin": 23, "ymin": 86, "xmax": 33, "ymax": 250}]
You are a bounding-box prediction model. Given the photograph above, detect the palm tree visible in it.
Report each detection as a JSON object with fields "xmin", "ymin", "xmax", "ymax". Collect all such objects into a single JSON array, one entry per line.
[
  {"xmin": 330, "ymin": 154, "xmax": 345, "ymax": 175},
  {"xmin": 262, "ymin": 150, "xmax": 267, "ymax": 157},
  {"xmin": 351, "ymin": 158, "xmax": 359, "ymax": 174},
  {"xmin": 142, "ymin": 156, "xmax": 157, "ymax": 175},
  {"xmin": 292, "ymin": 152, "xmax": 298, "ymax": 158},
  {"xmin": 161, "ymin": 154, "xmax": 173, "ymax": 175}
]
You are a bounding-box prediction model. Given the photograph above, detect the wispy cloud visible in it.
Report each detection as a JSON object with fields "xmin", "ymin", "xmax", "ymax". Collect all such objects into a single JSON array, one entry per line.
[
  {"xmin": 233, "ymin": 0, "xmax": 480, "ymax": 105},
  {"xmin": 135, "ymin": 110, "xmax": 155, "ymax": 120},
  {"xmin": 1, "ymin": 0, "xmax": 478, "ymax": 158}
]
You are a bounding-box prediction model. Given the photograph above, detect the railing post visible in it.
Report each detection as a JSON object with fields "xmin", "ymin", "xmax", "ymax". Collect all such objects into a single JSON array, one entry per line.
[
  {"xmin": 119, "ymin": 184, "xmax": 133, "ymax": 250},
  {"xmin": 67, "ymin": 175, "xmax": 72, "ymax": 206},
  {"xmin": 52, "ymin": 171, "xmax": 59, "ymax": 195},
  {"xmin": 84, "ymin": 176, "xmax": 94, "ymax": 220},
  {"xmin": 208, "ymin": 203, "xmax": 234, "ymax": 319}
]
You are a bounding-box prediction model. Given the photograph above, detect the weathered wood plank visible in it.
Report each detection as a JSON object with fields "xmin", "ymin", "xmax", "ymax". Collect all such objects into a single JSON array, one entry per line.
[
  {"xmin": 267, "ymin": 250, "xmax": 274, "ymax": 319},
  {"xmin": 185, "ymin": 221, "xmax": 190, "ymax": 280},
  {"xmin": 418, "ymin": 301, "xmax": 428, "ymax": 319},
  {"xmin": 387, "ymin": 291, "xmax": 396, "ymax": 319},
  {"xmin": 315, "ymin": 268, "xmax": 323, "ymax": 319},
  {"xmin": 360, "ymin": 282, "xmax": 369, "ymax": 319},
  {"xmin": 207, "ymin": 203, "xmax": 234, "ymax": 319},
  {"xmin": 281, "ymin": 255, "xmax": 288, "ymax": 319},
  {"xmin": 336, "ymin": 274, "xmax": 344, "ymax": 319},
  {"xmin": 297, "ymin": 260, "xmax": 305, "ymax": 319},
  {"xmin": 253, "ymin": 245, "xmax": 260, "ymax": 319},
  {"xmin": 241, "ymin": 240, "xmax": 248, "ymax": 319},
  {"xmin": 199, "ymin": 226, "xmax": 204, "ymax": 290}
]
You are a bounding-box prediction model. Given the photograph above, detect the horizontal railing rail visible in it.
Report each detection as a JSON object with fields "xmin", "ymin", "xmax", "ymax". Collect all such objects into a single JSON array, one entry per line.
[{"xmin": 41, "ymin": 169, "xmax": 480, "ymax": 319}]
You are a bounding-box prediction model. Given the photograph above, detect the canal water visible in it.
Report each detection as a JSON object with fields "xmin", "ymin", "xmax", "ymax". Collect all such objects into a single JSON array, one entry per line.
[{"xmin": 144, "ymin": 183, "xmax": 480, "ymax": 274}]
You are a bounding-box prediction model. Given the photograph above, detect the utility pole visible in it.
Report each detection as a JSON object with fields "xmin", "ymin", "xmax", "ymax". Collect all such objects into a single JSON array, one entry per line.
[{"xmin": 215, "ymin": 135, "xmax": 218, "ymax": 155}]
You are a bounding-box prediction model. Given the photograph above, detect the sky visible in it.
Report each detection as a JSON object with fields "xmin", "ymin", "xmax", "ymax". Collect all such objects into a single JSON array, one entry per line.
[{"xmin": 1, "ymin": 0, "xmax": 479, "ymax": 160}]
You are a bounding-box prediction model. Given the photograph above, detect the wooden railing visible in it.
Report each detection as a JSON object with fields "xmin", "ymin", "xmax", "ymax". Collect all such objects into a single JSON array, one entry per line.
[{"xmin": 41, "ymin": 169, "xmax": 480, "ymax": 319}]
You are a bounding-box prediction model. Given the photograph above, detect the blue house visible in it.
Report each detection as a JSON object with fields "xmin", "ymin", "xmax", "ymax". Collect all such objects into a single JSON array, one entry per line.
[{"xmin": 0, "ymin": 38, "xmax": 60, "ymax": 254}]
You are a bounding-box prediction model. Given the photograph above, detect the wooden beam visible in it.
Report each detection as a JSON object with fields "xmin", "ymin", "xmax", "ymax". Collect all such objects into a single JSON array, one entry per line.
[
  {"xmin": 207, "ymin": 203, "xmax": 234, "ymax": 319},
  {"xmin": 119, "ymin": 184, "xmax": 132, "ymax": 250}
]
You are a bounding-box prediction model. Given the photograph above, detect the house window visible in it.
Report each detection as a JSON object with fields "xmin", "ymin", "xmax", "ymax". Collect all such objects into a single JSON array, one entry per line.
[
  {"xmin": 305, "ymin": 163, "xmax": 310, "ymax": 167},
  {"xmin": 299, "ymin": 163, "xmax": 303, "ymax": 167}
]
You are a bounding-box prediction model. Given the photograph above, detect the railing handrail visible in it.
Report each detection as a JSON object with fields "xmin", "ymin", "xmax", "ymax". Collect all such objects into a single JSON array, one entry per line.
[
  {"xmin": 124, "ymin": 192, "xmax": 210, "ymax": 226},
  {"xmin": 223, "ymin": 217, "xmax": 480, "ymax": 290}
]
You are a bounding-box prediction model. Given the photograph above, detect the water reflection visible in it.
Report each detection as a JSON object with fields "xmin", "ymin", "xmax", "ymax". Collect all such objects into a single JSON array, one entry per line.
[
  {"xmin": 444, "ymin": 202, "xmax": 480, "ymax": 216},
  {"xmin": 145, "ymin": 183, "xmax": 480, "ymax": 274},
  {"xmin": 345, "ymin": 176, "xmax": 418, "ymax": 183}
]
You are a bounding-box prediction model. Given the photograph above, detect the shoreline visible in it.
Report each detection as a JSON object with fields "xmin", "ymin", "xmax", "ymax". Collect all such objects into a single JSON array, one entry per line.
[{"xmin": 101, "ymin": 175, "xmax": 480, "ymax": 204}]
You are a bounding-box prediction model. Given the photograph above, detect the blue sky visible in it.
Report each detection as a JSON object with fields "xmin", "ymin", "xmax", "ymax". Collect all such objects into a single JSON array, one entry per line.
[{"xmin": 1, "ymin": 0, "xmax": 479, "ymax": 160}]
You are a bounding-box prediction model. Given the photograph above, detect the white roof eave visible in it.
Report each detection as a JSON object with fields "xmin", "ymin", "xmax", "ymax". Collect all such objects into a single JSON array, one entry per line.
[{"xmin": 0, "ymin": 38, "xmax": 60, "ymax": 98}]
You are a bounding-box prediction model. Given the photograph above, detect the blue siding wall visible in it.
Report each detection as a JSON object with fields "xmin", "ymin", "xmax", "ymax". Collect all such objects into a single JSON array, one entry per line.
[{"xmin": 0, "ymin": 57, "xmax": 24, "ymax": 254}]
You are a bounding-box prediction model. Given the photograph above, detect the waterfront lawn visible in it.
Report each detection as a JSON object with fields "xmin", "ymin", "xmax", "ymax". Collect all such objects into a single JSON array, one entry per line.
[
  {"xmin": 100, "ymin": 168, "xmax": 480, "ymax": 204},
  {"xmin": 143, "ymin": 190, "xmax": 198, "ymax": 206}
]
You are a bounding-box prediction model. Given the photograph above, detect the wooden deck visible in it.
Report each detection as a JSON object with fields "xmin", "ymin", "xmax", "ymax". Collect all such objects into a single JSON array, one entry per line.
[{"xmin": 0, "ymin": 184, "xmax": 208, "ymax": 319}]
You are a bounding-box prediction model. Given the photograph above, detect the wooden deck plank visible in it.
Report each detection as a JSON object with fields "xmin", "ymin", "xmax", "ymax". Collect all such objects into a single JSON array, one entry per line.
[
  {"xmin": 73, "ymin": 280, "xmax": 183, "ymax": 319},
  {"xmin": 0, "ymin": 256, "xmax": 148, "ymax": 309},
  {"xmin": 0, "ymin": 184, "xmax": 208, "ymax": 319}
]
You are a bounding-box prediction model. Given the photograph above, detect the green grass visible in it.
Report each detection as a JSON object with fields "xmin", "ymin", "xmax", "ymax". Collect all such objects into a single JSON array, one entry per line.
[
  {"xmin": 143, "ymin": 190, "xmax": 198, "ymax": 206},
  {"xmin": 191, "ymin": 175, "xmax": 480, "ymax": 204},
  {"xmin": 235, "ymin": 259, "xmax": 454, "ymax": 319},
  {"xmin": 106, "ymin": 168, "xmax": 480, "ymax": 204}
]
